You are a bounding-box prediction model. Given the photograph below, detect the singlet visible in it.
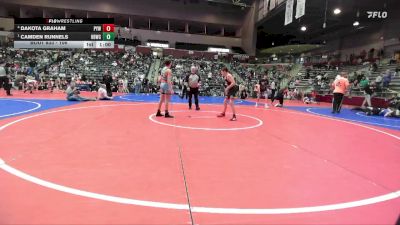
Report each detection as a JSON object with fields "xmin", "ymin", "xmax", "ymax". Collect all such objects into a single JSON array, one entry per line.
[
  {"xmin": 160, "ymin": 67, "xmax": 170, "ymax": 83},
  {"xmin": 260, "ymin": 79, "xmax": 268, "ymax": 91},
  {"xmin": 225, "ymin": 74, "xmax": 234, "ymax": 87}
]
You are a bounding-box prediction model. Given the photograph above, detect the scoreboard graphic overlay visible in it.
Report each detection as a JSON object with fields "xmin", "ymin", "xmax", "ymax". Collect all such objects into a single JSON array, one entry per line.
[{"xmin": 14, "ymin": 18, "xmax": 115, "ymax": 49}]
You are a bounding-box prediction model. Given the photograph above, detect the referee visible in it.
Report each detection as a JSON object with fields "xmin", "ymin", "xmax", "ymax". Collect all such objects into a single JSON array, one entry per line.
[
  {"xmin": 0, "ymin": 60, "xmax": 12, "ymax": 96},
  {"xmin": 187, "ymin": 66, "xmax": 201, "ymax": 110},
  {"xmin": 331, "ymin": 72, "xmax": 350, "ymax": 114}
]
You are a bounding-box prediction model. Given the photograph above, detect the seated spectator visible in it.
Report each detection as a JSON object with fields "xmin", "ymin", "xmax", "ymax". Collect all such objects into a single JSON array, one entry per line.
[
  {"xmin": 389, "ymin": 56, "xmax": 397, "ymax": 64},
  {"xmin": 356, "ymin": 73, "xmax": 364, "ymax": 84},
  {"xmin": 239, "ymin": 84, "xmax": 248, "ymax": 99},
  {"xmin": 66, "ymin": 82, "xmax": 96, "ymax": 101},
  {"xmin": 289, "ymin": 81, "xmax": 295, "ymax": 89},
  {"xmin": 382, "ymin": 70, "xmax": 392, "ymax": 88},
  {"xmin": 321, "ymin": 81, "xmax": 327, "ymax": 89},
  {"xmin": 98, "ymin": 84, "xmax": 113, "ymax": 100},
  {"xmin": 370, "ymin": 62, "xmax": 378, "ymax": 72},
  {"xmin": 375, "ymin": 74, "xmax": 383, "ymax": 89}
]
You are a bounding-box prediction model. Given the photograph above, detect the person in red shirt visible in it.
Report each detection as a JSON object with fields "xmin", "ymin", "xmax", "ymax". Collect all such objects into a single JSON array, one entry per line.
[{"xmin": 331, "ymin": 72, "xmax": 350, "ymax": 113}]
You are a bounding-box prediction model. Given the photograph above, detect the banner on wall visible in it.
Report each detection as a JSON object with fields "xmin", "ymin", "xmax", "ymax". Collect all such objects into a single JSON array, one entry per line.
[
  {"xmin": 295, "ymin": 0, "xmax": 306, "ymax": 19},
  {"xmin": 259, "ymin": 0, "xmax": 264, "ymax": 10},
  {"xmin": 258, "ymin": 0, "xmax": 265, "ymax": 21},
  {"xmin": 270, "ymin": 0, "xmax": 276, "ymax": 10},
  {"xmin": 263, "ymin": 0, "xmax": 270, "ymax": 17},
  {"xmin": 284, "ymin": 0, "xmax": 294, "ymax": 25}
]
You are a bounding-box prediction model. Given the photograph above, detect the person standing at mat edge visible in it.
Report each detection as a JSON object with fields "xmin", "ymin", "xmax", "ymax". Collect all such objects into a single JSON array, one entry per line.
[
  {"xmin": 0, "ymin": 60, "xmax": 12, "ymax": 96},
  {"xmin": 156, "ymin": 60, "xmax": 174, "ymax": 118},
  {"xmin": 102, "ymin": 70, "xmax": 113, "ymax": 97},
  {"xmin": 331, "ymin": 72, "xmax": 350, "ymax": 113},
  {"xmin": 218, "ymin": 67, "xmax": 239, "ymax": 121},
  {"xmin": 255, "ymin": 76, "xmax": 269, "ymax": 108},
  {"xmin": 187, "ymin": 66, "xmax": 201, "ymax": 110}
]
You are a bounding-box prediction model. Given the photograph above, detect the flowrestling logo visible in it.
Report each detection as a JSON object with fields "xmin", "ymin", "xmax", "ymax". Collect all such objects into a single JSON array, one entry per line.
[{"xmin": 367, "ymin": 11, "xmax": 388, "ymax": 19}]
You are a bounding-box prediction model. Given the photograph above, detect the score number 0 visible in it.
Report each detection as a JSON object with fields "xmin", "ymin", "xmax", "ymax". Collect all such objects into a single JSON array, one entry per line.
[{"xmin": 102, "ymin": 24, "xmax": 114, "ymax": 32}]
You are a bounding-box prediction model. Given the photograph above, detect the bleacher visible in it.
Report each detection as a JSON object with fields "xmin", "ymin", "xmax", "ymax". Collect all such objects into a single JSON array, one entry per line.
[
  {"xmin": 170, "ymin": 58, "xmax": 225, "ymax": 96},
  {"xmin": 294, "ymin": 61, "xmax": 400, "ymax": 98},
  {"xmin": 56, "ymin": 50, "xmax": 152, "ymax": 86},
  {"xmin": 0, "ymin": 48, "xmax": 154, "ymax": 93}
]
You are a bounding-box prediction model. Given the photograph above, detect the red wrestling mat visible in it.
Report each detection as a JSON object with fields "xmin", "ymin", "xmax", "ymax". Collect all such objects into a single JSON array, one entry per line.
[{"xmin": 0, "ymin": 101, "xmax": 399, "ymax": 224}]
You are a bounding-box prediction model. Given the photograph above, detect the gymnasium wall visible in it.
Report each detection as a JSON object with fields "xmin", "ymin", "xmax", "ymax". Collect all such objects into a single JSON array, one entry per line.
[
  {"xmin": 241, "ymin": 0, "xmax": 258, "ymax": 56},
  {"xmin": 0, "ymin": 17, "xmax": 13, "ymax": 31},
  {"xmin": 0, "ymin": 0, "xmax": 244, "ymax": 26},
  {"xmin": 116, "ymin": 28, "xmax": 242, "ymax": 50},
  {"xmin": 319, "ymin": 17, "xmax": 400, "ymax": 60}
]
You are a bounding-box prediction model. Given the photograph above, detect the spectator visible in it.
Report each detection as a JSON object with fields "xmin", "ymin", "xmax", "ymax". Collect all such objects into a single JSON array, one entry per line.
[
  {"xmin": 357, "ymin": 58, "xmax": 362, "ymax": 65},
  {"xmin": 102, "ymin": 70, "xmax": 113, "ymax": 97},
  {"xmin": 270, "ymin": 79, "xmax": 277, "ymax": 103},
  {"xmin": 123, "ymin": 77, "xmax": 129, "ymax": 93},
  {"xmin": 372, "ymin": 62, "xmax": 378, "ymax": 72},
  {"xmin": 375, "ymin": 74, "xmax": 383, "ymax": 89},
  {"xmin": 359, "ymin": 76, "xmax": 369, "ymax": 89},
  {"xmin": 180, "ymin": 74, "xmax": 189, "ymax": 99},
  {"xmin": 360, "ymin": 50, "xmax": 367, "ymax": 60},
  {"xmin": 98, "ymin": 84, "xmax": 113, "ymax": 100},
  {"xmin": 389, "ymin": 55, "xmax": 397, "ymax": 64},
  {"xmin": 361, "ymin": 82, "xmax": 374, "ymax": 108},
  {"xmin": 118, "ymin": 78, "xmax": 124, "ymax": 93},
  {"xmin": 66, "ymin": 82, "xmax": 96, "ymax": 101},
  {"xmin": 382, "ymin": 70, "xmax": 392, "ymax": 88},
  {"xmin": 23, "ymin": 76, "xmax": 37, "ymax": 94},
  {"xmin": 134, "ymin": 76, "xmax": 141, "ymax": 94},
  {"xmin": 274, "ymin": 87, "xmax": 287, "ymax": 107},
  {"xmin": 0, "ymin": 60, "xmax": 12, "ymax": 96},
  {"xmin": 239, "ymin": 84, "xmax": 248, "ymax": 99}
]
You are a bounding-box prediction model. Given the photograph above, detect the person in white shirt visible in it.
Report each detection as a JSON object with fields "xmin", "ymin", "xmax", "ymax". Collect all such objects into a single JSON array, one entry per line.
[
  {"xmin": 270, "ymin": 80, "xmax": 276, "ymax": 104},
  {"xmin": 98, "ymin": 84, "xmax": 113, "ymax": 100},
  {"xmin": 24, "ymin": 76, "xmax": 37, "ymax": 94},
  {"xmin": 375, "ymin": 75, "xmax": 382, "ymax": 88},
  {"xmin": 66, "ymin": 82, "xmax": 96, "ymax": 101},
  {"xmin": 123, "ymin": 78, "xmax": 129, "ymax": 93}
]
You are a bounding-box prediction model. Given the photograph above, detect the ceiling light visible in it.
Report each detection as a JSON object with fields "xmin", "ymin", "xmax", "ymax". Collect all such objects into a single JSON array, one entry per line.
[
  {"xmin": 333, "ymin": 8, "xmax": 341, "ymax": 15},
  {"xmin": 301, "ymin": 26, "xmax": 307, "ymax": 31},
  {"xmin": 353, "ymin": 21, "xmax": 360, "ymax": 26}
]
